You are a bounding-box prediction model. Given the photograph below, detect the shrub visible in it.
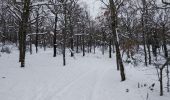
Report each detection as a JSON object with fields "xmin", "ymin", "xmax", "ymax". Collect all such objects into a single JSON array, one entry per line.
[{"xmin": 1, "ymin": 46, "xmax": 11, "ymax": 54}]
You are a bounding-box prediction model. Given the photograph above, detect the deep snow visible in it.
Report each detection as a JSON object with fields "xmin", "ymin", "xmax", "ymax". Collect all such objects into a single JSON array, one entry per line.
[{"xmin": 0, "ymin": 47, "xmax": 170, "ymax": 100}]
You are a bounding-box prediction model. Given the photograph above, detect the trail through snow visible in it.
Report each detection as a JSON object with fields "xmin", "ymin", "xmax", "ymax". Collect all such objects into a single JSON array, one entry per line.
[{"xmin": 0, "ymin": 48, "xmax": 170, "ymax": 100}]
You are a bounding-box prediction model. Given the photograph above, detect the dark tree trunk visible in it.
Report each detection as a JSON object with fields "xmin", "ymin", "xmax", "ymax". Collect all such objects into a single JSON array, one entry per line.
[
  {"xmin": 62, "ymin": 2, "xmax": 67, "ymax": 66},
  {"xmin": 70, "ymin": 37, "xmax": 74, "ymax": 57},
  {"xmin": 19, "ymin": 0, "xmax": 31, "ymax": 67},
  {"xmin": 167, "ymin": 65, "xmax": 170, "ymax": 92},
  {"xmin": 113, "ymin": 43, "xmax": 115, "ymax": 53},
  {"xmin": 144, "ymin": 39, "xmax": 147, "ymax": 66},
  {"xmin": 116, "ymin": 51, "xmax": 120, "ymax": 70},
  {"xmin": 83, "ymin": 35, "xmax": 85, "ymax": 56},
  {"xmin": 142, "ymin": 15, "xmax": 147, "ymax": 66},
  {"xmin": 94, "ymin": 40, "xmax": 96, "ymax": 54},
  {"xmin": 21, "ymin": 32, "xmax": 26, "ymax": 67},
  {"xmin": 160, "ymin": 69, "xmax": 163, "ymax": 96},
  {"xmin": 19, "ymin": 22, "xmax": 22, "ymax": 62},
  {"xmin": 109, "ymin": 38, "xmax": 112, "ymax": 58},
  {"xmin": 76, "ymin": 35, "xmax": 79, "ymax": 53},
  {"xmin": 1, "ymin": 17, "xmax": 5, "ymax": 44},
  {"xmin": 29, "ymin": 35, "xmax": 32, "ymax": 54},
  {"xmin": 147, "ymin": 44, "xmax": 151, "ymax": 64},
  {"xmin": 87, "ymin": 35, "xmax": 91, "ymax": 54},
  {"xmin": 102, "ymin": 29, "xmax": 105, "ymax": 55},
  {"xmin": 142, "ymin": 0, "xmax": 151, "ymax": 66},
  {"xmin": 53, "ymin": 14, "xmax": 58, "ymax": 57},
  {"xmin": 29, "ymin": 25, "xmax": 32, "ymax": 55},
  {"xmin": 158, "ymin": 59, "xmax": 170, "ymax": 96},
  {"xmin": 115, "ymin": 41, "xmax": 125, "ymax": 81},
  {"xmin": 70, "ymin": 25, "xmax": 74, "ymax": 57},
  {"xmin": 43, "ymin": 34, "xmax": 46, "ymax": 51},
  {"xmin": 89, "ymin": 35, "xmax": 92, "ymax": 53},
  {"xmin": 109, "ymin": 0, "xmax": 126, "ymax": 81},
  {"xmin": 80, "ymin": 36, "xmax": 83, "ymax": 51},
  {"xmin": 63, "ymin": 29, "xmax": 66, "ymax": 66},
  {"xmin": 35, "ymin": 9, "xmax": 39, "ymax": 54},
  {"xmin": 162, "ymin": 25, "xmax": 168, "ymax": 58},
  {"xmin": 163, "ymin": 39, "xmax": 168, "ymax": 58},
  {"xmin": 152, "ymin": 29, "xmax": 158, "ymax": 57}
]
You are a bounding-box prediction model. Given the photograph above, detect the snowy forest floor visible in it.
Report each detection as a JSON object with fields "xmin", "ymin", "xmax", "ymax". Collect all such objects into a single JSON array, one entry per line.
[{"xmin": 0, "ymin": 46, "xmax": 170, "ymax": 100}]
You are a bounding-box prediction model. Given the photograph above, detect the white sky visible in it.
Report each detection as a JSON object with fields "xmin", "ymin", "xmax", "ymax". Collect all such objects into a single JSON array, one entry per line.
[
  {"xmin": 79, "ymin": 0, "xmax": 103, "ymax": 19},
  {"xmin": 79, "ymin": 0, "xmax": 169, "ymax": 19}
]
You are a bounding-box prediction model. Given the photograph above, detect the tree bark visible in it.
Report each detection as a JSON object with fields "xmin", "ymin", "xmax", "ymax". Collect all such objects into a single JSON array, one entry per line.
[
  {"xmin": 83, "ymin": 35, "xmax": 85, "ymax": 56},
  {"xmin": 19, "ymin": 0, "xmax": 31, "ymax": 67},
  {"xmin": 160, "ymin": 69, "xmax": 163, "ymax": 96},
  {"xmin": 70, "ymin": 23, "xmax": 74, "ymax": 57},
  {"xmin": 76, "ymin": 35, "xmax": 79, "ymax": 53},
  {"xmin": 35, "ymin": 8, "xmax": 39, "ymax": 53},
  {"xmin": 109, "ymin": 38, "xmax": 112, "ymax": 58},
  {"xmin": 63, "ymin": 1, "xmax": 67, "ymax": 66},
  {"xmin": 29, "ymin": 35, "xmax": 32, "ymax": 54},
  {"xmin": 53, "ymin": 14, "xmax": 58, "ymax": 57},
  {"xmin": 109, "ymin": 0, "xmax": 126, "ymax": 81},
  {"xmin": 142, "ymin": 14, "xmax": 148, "ymax": 66},
  {"xmin": 162, "ymin": 24, "xmax": 168, "ymax": 58}
]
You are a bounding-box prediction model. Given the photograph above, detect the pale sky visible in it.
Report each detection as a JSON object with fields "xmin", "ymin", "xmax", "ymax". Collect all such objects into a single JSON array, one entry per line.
[
  {"xmin": 79, "ymin": 0, "xmax": 103, "ymax": 19},
  {"xmin": 79, "ymin": 0, "xmax": 169, "ymax": 19}
]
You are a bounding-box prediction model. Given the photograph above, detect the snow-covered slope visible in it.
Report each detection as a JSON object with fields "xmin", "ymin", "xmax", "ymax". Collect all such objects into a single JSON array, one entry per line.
[{"xmin": 0, "ymin": 48, "xmax": 169, "ymax": 100}]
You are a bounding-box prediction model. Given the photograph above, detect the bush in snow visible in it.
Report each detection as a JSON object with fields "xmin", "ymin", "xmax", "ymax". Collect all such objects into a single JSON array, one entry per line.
[{"xmin": 1, "ymin": 46, "xmax": 11, "ymax": 54}]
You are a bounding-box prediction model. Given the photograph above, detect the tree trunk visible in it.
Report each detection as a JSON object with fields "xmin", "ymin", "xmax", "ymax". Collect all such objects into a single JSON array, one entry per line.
[
  {"xmin": 109, "ymin": 38, "xmax": 112, "ymax": 58},
  {"xmin": 83, "ymin": 35, "xmax": 85, "ymax": 56},
  {"xmin": 160, "ymin": 69, "xmax": 163, "ymax": 96},
  {"xmin": 53, "ymin": 14, "xmax": 58, "ymax": 57},
  {"xmin": 94, "ymin": 40, "xmax": 96, "ymax": 54},
  {"xmin": 76, "ymin": 35, "xmax": 79, "ymax": 53},
  {"xmin": 35, "ymin": 9, "xmax": 39, "ymax": 54},
  {"xmin": 147, "ymin": 44, "xmax": 151, "ymax": 64},
  {"xmin": 29, "ymin": 35, "xmax": 32, "ymax": 54},
  {"xmin": 19, "ymin": 22, "xmax": 22, "ymax": 62},
  {"xmin": 162, "ymin": 24, "xmax": 168, "ymax": 58},
  {"xmin": 43, "ymin": 34, "xmax": 46, "ymax": 51},
  {"xmin": 167, "ymin": 65, "xmax": 170, "ymax": 92},
  {"xmin": 19, "ymin": 0, "xmax": 31, "ymax": 67},
  {"xmin": 159, "ymin": 59, "xmax": 170, "ymax": 96},
  {"xmin": 109, "ymin": 0, "xmax": 125, "ymax": 81},
  {"xmin": 63, "ymin": 2, "xmax": 67, "ymax": 66},
  {"xmin": 70, "ymin": 25, "xmax": 74, "ymax": 57},
  {"xmin": 63, "ymin": 29, "xmax": 66, "ymax": 66},
  {"xmin": 102, "ymin": 29, "xmax": 105, "ymax": 55},
  {"xmin": 142, "ymin": 14, "xmax": 147, "ymax": 66}
]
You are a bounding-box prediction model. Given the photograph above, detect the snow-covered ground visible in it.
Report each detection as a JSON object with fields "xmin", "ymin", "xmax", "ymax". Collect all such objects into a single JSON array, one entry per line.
[{"xmin": 0, "ymin": 47, "xmax": 170, "ymax": 100}]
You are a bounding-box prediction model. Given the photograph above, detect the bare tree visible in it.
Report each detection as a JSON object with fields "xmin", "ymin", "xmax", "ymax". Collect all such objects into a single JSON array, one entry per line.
[{"xmin": 109, "ymin": 0, "xmax": 126, "ymax": 81}]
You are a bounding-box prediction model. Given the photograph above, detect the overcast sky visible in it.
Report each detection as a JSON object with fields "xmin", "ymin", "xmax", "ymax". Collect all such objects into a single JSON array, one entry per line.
[
  {"xmin": 79, "ymin": 0, "xmax": 103, "ymax": 19},
  {"xmin": 79, "ymin": 0, "xmax": 169, "ymax": 19}
]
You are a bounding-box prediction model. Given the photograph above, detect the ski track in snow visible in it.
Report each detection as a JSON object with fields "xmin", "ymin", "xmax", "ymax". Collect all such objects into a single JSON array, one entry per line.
[
  {"xmin": 0, "ymin": 48, "xmax": 170, "ymax": 100},
  {"xmin": 36, "ymin": 69, "xmax": 100, "ymax": 100},
  {"xmin": 31, "ymin": 57, "xmax": 113, "ymax": 100}
]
